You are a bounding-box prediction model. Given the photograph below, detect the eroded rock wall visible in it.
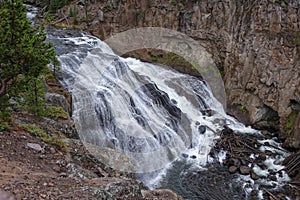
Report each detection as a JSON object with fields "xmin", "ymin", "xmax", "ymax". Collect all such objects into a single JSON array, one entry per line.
[{"xmin": 55, "ymin": 0, "xmax": 300, "ymax": 147}]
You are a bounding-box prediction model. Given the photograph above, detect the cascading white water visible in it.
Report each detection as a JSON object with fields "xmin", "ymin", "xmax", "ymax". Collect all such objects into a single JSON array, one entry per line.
[{"xmin": 47, "ymin": 29, "xmax": 258, "ymax": 176}]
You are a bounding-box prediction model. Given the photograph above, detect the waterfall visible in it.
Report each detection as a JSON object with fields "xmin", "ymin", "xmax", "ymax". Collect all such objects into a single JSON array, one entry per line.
[
  {"xmin": 44, "ymin": 26, "xmax": 293, "ymax": 200},
  {"xmin": 47, "ymin": 28, "xmax": 258, "ymax": 176}
]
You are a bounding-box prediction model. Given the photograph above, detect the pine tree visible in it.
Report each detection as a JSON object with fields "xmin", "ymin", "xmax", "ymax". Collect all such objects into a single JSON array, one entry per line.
[{"xmin": 0, "ymin": 0, "xmax": 56, "ymax": 117}]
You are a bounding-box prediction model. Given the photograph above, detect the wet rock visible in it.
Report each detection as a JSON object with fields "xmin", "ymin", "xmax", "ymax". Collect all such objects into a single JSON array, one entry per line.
[
  {"xmin": 257, "ymin": 162, "xmax": 267, "ymax": 170},
  {"xmin": 264, "ymin": 142, "xmax": 270, "ymax": 146},
  {"xmin": 258, "ymin": 153, "xmax": 267, "ymax": 161},
  {"xmin": 265, "ymin": 150, "xmax": 273, "ymax": 156},
  {"xmin": 250, "ymin": 190, "xmax": 259, "ymax": 199},
  {"xmin": 45, "ymin": 93, "xmax": 70, "ymax": 113},
  {"xmin": 27, "ymin": 143, "xmax": 43, "ymax": 152},
  {"xmin": 171, "ymin": 99, "xmax": 177, "ymax": 104},
  {"xmin": 269, "ymin": 175, "xmax": 277, "ymax": 181},
  {"xmin": 239, "ymin": 166, "xmax": 251, "ymax": 175},
  {"xmin": 227, "ymin": 158, "xmax": 241, "ymax": 168},
  {"xmin": 251, "ymin": 172, "xmax": 260, "ymax": 180},
  {"xmin": 240, "ymin": 159, "xmax": 248, "ymax": 166},
  {"xmin": 277, "ymin": 193, "xmax": 287, "ymax": 199},
  {"xmin": 228, "ymin": 166, "xmax": 238, "ymax": 174},
  {"xmin": 181, "ymin": 153, "xmax": 188, "ymax": 158},
  {"xmin": 198, "ymin": 125, "xmax": 206, "ymax": 134}
]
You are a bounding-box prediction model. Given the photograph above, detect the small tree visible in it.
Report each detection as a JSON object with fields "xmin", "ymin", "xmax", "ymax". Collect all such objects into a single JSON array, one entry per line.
[{"xmin": 0, "ymin": 0, "xmax": 56, "ymax": 117}]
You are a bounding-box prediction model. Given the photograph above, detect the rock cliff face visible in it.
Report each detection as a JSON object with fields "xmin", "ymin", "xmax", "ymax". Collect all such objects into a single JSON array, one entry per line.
[{"xmin": 55, "ymin": 0, "xmax": 300, "ymax": 147}]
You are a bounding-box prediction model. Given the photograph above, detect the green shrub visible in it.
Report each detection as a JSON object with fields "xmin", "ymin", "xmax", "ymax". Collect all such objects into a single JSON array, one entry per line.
[
  {"xmin": 292, "ymin": 38, "xmax": 300, "ymax": 46},
  {"xmin": 69, "ymin": 6, "xmax": 78, "ymax": 18},
  {"xmin": 43, "ymin": 12, "xmax": 54, "ymax": 23},
  {"xmin": 103, "ymin": 5, "xmax": 112, "ymax": 12},
  {"xmin": 46, "ymin": 106, "xmax": 69, "ymax": 120},
  {"xmin": 43, "ymin": 136, "xmax": 69, "ymax": 152},
  {"xmin": 44, "ymin": 73, "xmax": 56, "ymax": 83},
  {"xmin": 0, "ymin": 122, "xmax": 9, "ymax": 131},
  {"xmin": 21, "ymin": 124, "xmax": 48, "ymax": 138}
]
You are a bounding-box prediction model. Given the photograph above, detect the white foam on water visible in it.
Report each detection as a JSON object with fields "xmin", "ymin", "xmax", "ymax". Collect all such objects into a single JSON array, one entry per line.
[
  {"xmin": 264, "ymin": 157, "xmax": 285, "ymax": 172},
  {"xmin": 257, "ymin": 190, "xmax": 264, "ymax": 199},
  {"xmin": 26, "ymin": 5, "xmax": 38, "ymax": 21},
  {"xmin": 252, "ymin": 165, "xmax": 269, "ymax": 178},
  {"xmin": 258, "ymin": 139, "xmax": 289, "ymax": 155},
  {"xmin": 217, "ymin": 150, "xmax": 227, "ymax": 164},
  {"xmin": 249, "ymin": 154, "xmax": 256, "ymax": 159},
  {"xmin": 236, "ymin": 137, "xmax": 291, "ymax": 199}
]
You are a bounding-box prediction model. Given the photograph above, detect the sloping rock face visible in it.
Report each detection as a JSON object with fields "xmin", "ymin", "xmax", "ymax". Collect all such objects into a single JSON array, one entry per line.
[{"xmin": 56, "ymin": 0, "xmax": 299, "ymax": 147}]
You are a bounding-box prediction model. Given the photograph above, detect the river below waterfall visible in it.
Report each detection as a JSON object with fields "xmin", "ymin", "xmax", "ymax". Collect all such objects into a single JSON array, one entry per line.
[{"xmin": 44, "ymin": 25, "xmax": 292, "ymax": 200}]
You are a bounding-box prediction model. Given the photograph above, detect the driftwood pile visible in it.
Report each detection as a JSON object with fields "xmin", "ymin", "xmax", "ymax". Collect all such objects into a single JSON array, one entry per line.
[
  {"xmin": 213, "ymin": 127, "xmax": 266, "ymax": 176},
  {"xmin": 211, "ymin": 126, "xmax": 298, "ymax": 200},
  {"xmin": 283, "ymin": 151, "xmax": 300, "ymax": 186}
]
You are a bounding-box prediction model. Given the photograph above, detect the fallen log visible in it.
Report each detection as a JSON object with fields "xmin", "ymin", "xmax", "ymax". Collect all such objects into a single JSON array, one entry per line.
[{"xmin": 263, "ymin": 189, "xmax": 279, "ymax": 200}]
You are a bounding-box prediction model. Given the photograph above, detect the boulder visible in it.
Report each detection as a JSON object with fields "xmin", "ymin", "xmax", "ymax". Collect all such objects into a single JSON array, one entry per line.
[
  {"xmin": 27, "ymin": 143, "xmax": 43, "ymax": 152},
  {"xmin": 228, "ymin": 166, "xmax": 238, "ymax": 174},
  {"xmin": 45, "ymin": 93, "xmax": 70, "ymax": 113},
  {"xmin": 250, "ymin": 172, "xmax": 259, "ymax": 180},
  {"xmin": 239, "ymin": 166, "xmax": 251, "ymax": 175},
  {"xmin": 198, "ymin": 125, "xmax": 206, "ymax": 134}
]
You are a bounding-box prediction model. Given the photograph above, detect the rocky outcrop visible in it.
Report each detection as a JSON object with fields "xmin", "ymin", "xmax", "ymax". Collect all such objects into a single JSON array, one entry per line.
[
  {"xmin": 45, "ymin": 93, "xmax": 70, "ymax": 113},
  {"xmin": 54, "ymin": 0, "xmax": 300, "ymax": 147}
]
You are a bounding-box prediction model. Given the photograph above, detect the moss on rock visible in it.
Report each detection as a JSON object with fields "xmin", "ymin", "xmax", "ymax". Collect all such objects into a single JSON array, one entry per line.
[{"xmin": 285, "ymin": 110, "xmax": 299, "ymax": 136}]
